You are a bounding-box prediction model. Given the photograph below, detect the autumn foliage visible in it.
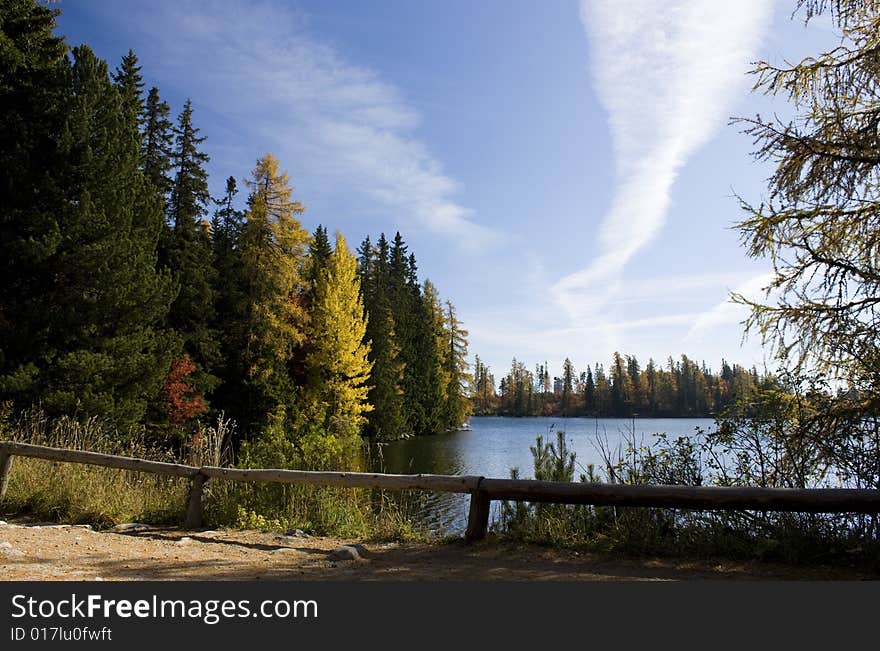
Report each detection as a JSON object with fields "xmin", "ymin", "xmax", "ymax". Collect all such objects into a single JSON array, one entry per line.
[{"xmin": 161, "ymin": 355, "xmax": 207, "ymax": 426}]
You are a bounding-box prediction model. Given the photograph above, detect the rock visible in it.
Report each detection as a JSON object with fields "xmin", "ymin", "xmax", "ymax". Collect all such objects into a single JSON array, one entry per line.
[
  {"xmin": 272, "ymin": 547, "xmax": 299, "ymax": 554},
  {"xmin": 0, "ymin": 547, "xmax": 25, "ymax": 558},
  {"xmin": 0, "ymin": 520, "xmax": 6, "ymax": 526},
  {"xmin": 175, "ymin": 537, "xmax": 194, "ymax": 546},
  {"xmin": 327, "ymin": 544, "xmax": 369, "ymax": 562},
  {"xmin": 274, "ymin": 530, "xmax": 309, "ymax": 544},
  {"xmin": 0, "ymin": 541, "xmax": 11, "ymax": 548},
  {"xmin": 111, "ymin": 523, "xmax": 150, "ymax": 533}
]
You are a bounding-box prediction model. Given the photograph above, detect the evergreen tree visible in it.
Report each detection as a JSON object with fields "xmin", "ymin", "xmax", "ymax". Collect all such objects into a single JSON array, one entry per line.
[
  {"xmin": 412, "ymin": 280, "xmax": 449, "ymax": 434},
  {"xmin": 305, "ymin": 224, "xmax": 332, "ymax": 300},
  {"xmin": 169, "ymin": 99, "xmax": 210, "ymax": 230},
  {"xmin": 0, "ymin": 0, "xmax": 71, "ymax": 411},
  {"xmin": 386, "ymin": 232, "xmax": 423, "ymax": 433},
  {"xmin": 583, "ymin": 366, "xmax": 595, "ymax": 415},
  {"xmin": 210, "ymin": 176, "xmax": 247, "ymax": 426},
  {"xmin": 358, "ymin": 235, "xmax": 405, "ymax": 440},
  {"xmin": 210, "ymin": 176, "xmax": 245, "ymax": 315},
  {"xmin": 442, "ymin": 299, "xmax": 471, "ymax": 428},
  {"xmin": 471, "ymin": 355, "xmax": 496, "ymax": 415},
  {"xmin": 165, "ymin": 98, "xmax": 217, "ymax": 398},
  {"xmin": 111, "ymin": 49, "xmax": 144, "ymax": 135},
  {"xmin": 644, "ymin": 358, "xmax": 658, "ymax": 416},
  {"xmin": 141, "ymin": 87, "xmax": 174, "ymax": 204},
  {"xmin": 610, "ymin": 352, "xmax": 630, "ymax": 416},
  {"xmin": 303, "ymin": 232, "xmax": 373, "ymax": 431},
  {"xmin": 1, "ymin": 43, "xmax": 176, "ymax": 426},
  {"xmin": 561, "ymin": 357, "xmax": 575, "ymax": 417}
]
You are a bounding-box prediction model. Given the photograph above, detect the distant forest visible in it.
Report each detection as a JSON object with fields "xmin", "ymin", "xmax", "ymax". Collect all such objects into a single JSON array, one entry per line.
[{"xmin": 470, "ymin": 354, "xmax": 771, "ymax": 418}]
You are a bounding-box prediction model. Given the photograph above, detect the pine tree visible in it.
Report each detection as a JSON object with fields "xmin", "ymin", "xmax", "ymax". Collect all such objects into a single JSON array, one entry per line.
[
  {"xmin": 3, "ymin": 44, "xmax": 177, "ymax": 426},
  {"xmin": 386, "ymin": 233, "xmax": 423, "ymax": 433},
  {"xmin": 165, "ymin": 98, "xmax": 218, "ymax": 400},
  {"xmin": 210, "ymin": 176, "xmax": 245, "ymax": 315},
  {"xmin": 238, "ymin": 153, "xmax": 310, "ymax": 430},
  {"xmin": 0, "ymin": 0, "xmax": 70, "ymax": 410},
  {"xmin": 583, "ymin": 366, "xmax": 595, "ymax": 415},
  {"xmin": 358, "ymin": 235, "xmax": 405, "ymax": 440},
  {"xmin": 561, "ymin": 357, "xmax": 575, "ymax": 417},
  {"xmin": 111, "ymin": 49, "xmax": 144, "ymax": 135},
  {"xmin": 415, "ymin": 281, "xmax": 450, "ymax": 433},
  {"xmin": 442, "ymin": 299, "xmax": 472, "ymax": 428},
  {"xmin": 303, "ymin": 232, "xmax": 373, "ymax": 431},
  {"xmin": 305, "ymin": 224, "xmax": 332, "ymax": 301},
  {"xmin": 210, "ymin": 176, "xmax": 247, "ymax": 428},
  {"xmin": 169, "ymin": 99, "xmax": 210, "ymax": 230},
  {"xmin": 141, "ymin": 87, "xmax": 174, "ymax": 204},
  {"xmin": 471, "ymin": 356, "xmax": 496, "ymax": 415}
]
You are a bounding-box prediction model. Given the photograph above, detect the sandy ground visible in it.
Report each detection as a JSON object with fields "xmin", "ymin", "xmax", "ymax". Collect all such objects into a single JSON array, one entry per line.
[{"xmin": 0, "ymin": 518, "xmax": 874, "ymax": 581}]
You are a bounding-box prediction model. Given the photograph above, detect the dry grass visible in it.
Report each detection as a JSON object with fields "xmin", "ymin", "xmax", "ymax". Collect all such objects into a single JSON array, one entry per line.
[{"xmin": 0, "ymin": 409, "xmax": 427, "ymax": 541}]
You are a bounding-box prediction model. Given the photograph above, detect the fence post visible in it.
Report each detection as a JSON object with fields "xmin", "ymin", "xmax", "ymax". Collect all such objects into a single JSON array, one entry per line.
[
  {"xmin": 465, "ymin": 483, "xmax": 490, "ymax": 543},
  {"xmin": 0, "ymin": 451, "xmax": 12, "ymax": 500},
  {"xmin": 184, "ymin": 472, "xmax": 208, "ymax": 529}
]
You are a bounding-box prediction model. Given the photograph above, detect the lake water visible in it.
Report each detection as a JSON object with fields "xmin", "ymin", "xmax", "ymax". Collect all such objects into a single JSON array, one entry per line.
[{"xmin": 369, "ymin": 416, "xmax": 716, "ymax": 535}]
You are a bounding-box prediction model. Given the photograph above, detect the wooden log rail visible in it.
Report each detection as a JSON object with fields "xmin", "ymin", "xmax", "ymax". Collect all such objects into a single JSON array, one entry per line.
[{"xmin": 2, "ymin": 440, "xmax": 880, "ymax": 542}]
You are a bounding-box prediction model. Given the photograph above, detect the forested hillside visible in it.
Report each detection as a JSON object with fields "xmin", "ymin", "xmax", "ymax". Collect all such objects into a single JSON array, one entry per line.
[
  {"xmin": 0, "ymin": 1, "xmax": 470, "ymax": 467},
  {"xmin": 471, "ymin": 354, "xmax": 771, "ymax": 417}
]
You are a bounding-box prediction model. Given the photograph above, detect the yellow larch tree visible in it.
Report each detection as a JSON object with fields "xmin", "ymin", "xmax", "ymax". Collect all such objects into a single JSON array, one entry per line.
[
  {"xmin": 238, "ymin": 153, "xmax": 310, "ymax": 424},
  {"xmin": 304, "ymin": 232, "xmax": 374, "ymax": 432}
]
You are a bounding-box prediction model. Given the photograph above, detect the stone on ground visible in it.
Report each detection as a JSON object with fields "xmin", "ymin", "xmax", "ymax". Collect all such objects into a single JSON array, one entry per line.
[
  {"xmin": 111, "ymin": 523, "xmax": 151, "ymax": 533},
  {"xmin": 327, "ymin": 544, "xmax": 369, "ymax": 561}
]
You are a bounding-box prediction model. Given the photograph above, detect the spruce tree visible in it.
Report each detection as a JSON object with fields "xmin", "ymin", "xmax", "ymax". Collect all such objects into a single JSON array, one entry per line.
[
  {"xmin": 141, "ymin": 87, "xmax": 174, "ymax": 205},
  {"xmin": 387, "ymin": 233, "xmax": 424, "ymax": 433},
  {"xmin": 210, "ymin": 176, "xmax": 247, "ymax": 426},
  {"xmin": 442, "ymin": 299, "xmax": 471, "ymax": 428},
  {"xmin": 561, "ymin": 357, "xmax": 575, "ymax": 417},
  {"xmin": 305, "ymin": 224, "xmax": 332, "ymax": 303},
  {"xmin": 358, "ymin": 235, "xmax": 405, "ymax": 440},
  {"xmin": 0, "ymin": 0, "xmax": 70, "ymax": 410},
  {"xmin": 583, "ymin": 366, "xmax": 595, "ymax": 416},
  {"xmin": 111, "ymin": 49, "xmax": 144, "ymax": 135},
  {"xmin": 414, "ymin": 281, "xmax": 449, "ymax": 434},
  {"xmin": 17, "ymin": 45, "xmax": 175, "ymax": 425},
  {"xmin": 166, "ymin": 98, "xmax": 218, "ymax": 400},
  {"xmin": 211, "ymin": 176, "xmax": 246, "ymax": 323}
]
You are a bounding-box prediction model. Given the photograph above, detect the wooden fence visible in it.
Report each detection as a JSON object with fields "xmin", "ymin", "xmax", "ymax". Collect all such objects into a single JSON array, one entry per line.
[{"xmin": 2, "ymin": 440, "xmax": 880, "ymax": 542}]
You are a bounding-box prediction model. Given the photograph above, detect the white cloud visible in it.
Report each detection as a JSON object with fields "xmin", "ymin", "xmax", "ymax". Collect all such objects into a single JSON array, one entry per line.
[
  {"xmin": 131, "ymin": 0, "xmax": 497, "ymax": 251},
  {"xmin": 552, "ymin": 0, "xmax": 774, "ymax": 321},
  {"xmin": 685, "ymin": 272, "xmax": 775, "ymax": 344}
]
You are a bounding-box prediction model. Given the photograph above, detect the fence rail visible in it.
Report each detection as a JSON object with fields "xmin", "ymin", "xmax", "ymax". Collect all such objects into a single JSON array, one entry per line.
[{"xmin": 2, "ymin": 440, "xmax": 879, "ymax": 542}]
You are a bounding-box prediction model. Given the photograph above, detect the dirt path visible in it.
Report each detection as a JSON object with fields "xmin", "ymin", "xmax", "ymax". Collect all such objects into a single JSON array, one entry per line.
[{"xmin": 0, "ymin": 518, "xmax": 873, "ymax": 581}]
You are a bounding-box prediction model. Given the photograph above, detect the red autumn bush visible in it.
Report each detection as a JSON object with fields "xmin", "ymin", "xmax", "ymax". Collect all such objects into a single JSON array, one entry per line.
[{"xmin": 161, "ymin": 354, "xmax": 207, "ymax": 426}]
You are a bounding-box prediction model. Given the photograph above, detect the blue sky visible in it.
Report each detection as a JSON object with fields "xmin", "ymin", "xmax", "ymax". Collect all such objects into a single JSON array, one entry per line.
[{"xmin": 54, "ymin": 0, "xmax": 840, "ymax": 381}]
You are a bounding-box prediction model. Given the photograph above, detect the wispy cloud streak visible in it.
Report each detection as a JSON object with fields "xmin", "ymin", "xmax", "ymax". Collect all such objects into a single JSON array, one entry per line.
[
  {"xmin": 685, "ymin": 272, "xmax": 775, "ymax": 344},
  {"xmin": 552, "ymin": 0, "xmax": 774, "ymax": 319},
  {"xmin": 127, "ymin": 0, "xmax": 496, "ymax": 250}
]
